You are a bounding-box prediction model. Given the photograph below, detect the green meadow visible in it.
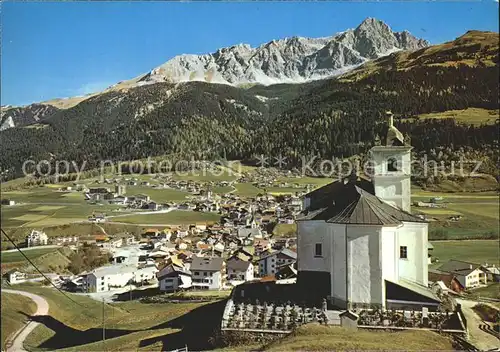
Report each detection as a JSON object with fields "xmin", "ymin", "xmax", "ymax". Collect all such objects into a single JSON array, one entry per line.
[{"xmin": 110, "ymin": 210, "xmax": 221, "ymax": 225}]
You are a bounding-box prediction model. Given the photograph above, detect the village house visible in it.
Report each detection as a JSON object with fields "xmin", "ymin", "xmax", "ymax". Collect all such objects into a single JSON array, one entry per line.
[
  {"xmin": 109, "ymin": 195, "xmax": 128, "ymax": 205},
  {"xmin": 296, "ymin": 112, "xmax": 441, "ymax": 311},
  {"xmin": 88, "ymin": 187, "xmax": 111, "ymax": 194},
  {"xmin": 97, "ymin": 237, "xmax": 123, "ymax": 250},
  {"xmin": 25, "ymin": 230, "xmax": 48, "ymax": 247},
  {"xmin": 4, "ymin": 270, "xmax": 27, "ymax": 284},
  {"xmin": 428, "ymin": 269, "xmax": 465, "ymax": 294},
  {"xmin": 112, "ymin": 249, "xmax": 138, "ymax": 265},
  {"xmin": 482, "ymin": 264, "xmax": 500, "ymax": 282},
  {"xmin": 176, "ymin": 228, "xmax": 189, "ymax": 238},
  {"xmin": 275, "ymin": 263, "xmax": 298, "ymax": 283},
  {"xmin": 157, "ymin": 263, "xmax": 192, "ymax": 292},
  {"xmin": 51, "ymin": 235, "xmax": 79, "ymax": 246},
  {"xmin": 259, "ymin": 248, "xmax": 297, "ymax": 277},
  {"xmin": 436, "ymin": 260, "xmax": 488, "ymax": 288},
  {"xmin": 227, "ymin": 258, "xmax": 254, "ymax": 282},
  {"xmin": 83, "ymin": 266, "xmax": 136, "ymax": 292},
  {"xmin": 190, "ymin": 256, "xmax": 225, "ymax": 290},
  {"xmin": 146, "ymin": 201, "xmax": 159, "ymax": 210},
  {"xmin": 1, "ymin": 199, "xmax": 16, "ymax": 206},
  {"xmin": 254, "ymin": 239, "xmax": 272, "ymax": 254},
  {"xmin": 83, "ymin": 265, "xmax": 158, "ymax": 292}
]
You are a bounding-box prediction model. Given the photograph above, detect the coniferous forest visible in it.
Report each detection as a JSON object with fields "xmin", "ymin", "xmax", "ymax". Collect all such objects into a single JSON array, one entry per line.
[{"xmin": 1, "ymin": 31, "xmax": 498, "ymax": 181}]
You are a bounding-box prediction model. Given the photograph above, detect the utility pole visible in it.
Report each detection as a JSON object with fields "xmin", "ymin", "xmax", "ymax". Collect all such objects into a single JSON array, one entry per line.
[
  {"xmin": 129, "ymin": 279, "xmax": 132, "ymax": 301},
  {"xmin": 102, "ymin": 298, "xmax": 106, "ymax": 351}
]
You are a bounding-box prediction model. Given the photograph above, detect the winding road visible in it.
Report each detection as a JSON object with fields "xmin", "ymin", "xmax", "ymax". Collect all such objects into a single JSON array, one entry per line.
[
  {"xmin": 457, "ymin": 298, "xmax": 500, "ymax": 351},
  {"xmin": 2, "ymin": 289, "xmax": 49, "ymax": 352}
]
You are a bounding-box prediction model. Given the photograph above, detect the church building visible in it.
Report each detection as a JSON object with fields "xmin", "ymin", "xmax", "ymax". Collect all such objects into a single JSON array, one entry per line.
[{"xmin": 297, "ymin": 112, "xmax": 440, "ymax": 311}]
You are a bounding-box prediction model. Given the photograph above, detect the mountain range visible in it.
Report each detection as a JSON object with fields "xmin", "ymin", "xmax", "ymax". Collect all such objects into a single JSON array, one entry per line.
[
  {"xmin": 1, "ymin": 18, "xmax": 428, "ymax": 130},
  {"xmin": 138, "ymin": 17, "xmax": 428, "ymax": 86},
  {"xmin": 0, "ymin": 19, "xmax": 498, "ymax": 182}
]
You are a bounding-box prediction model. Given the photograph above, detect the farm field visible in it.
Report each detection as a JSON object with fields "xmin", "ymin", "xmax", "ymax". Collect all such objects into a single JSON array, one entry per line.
[
  {"xmin": 416, "ymin": 208, "xmax": 463, "ymax": 216},
  {"xmin": 126, "ymin": 186, "xmax": 189, "ymax": 202},
  {"xmin": 171, "ymin": 169, "xmax": 238, "ymax": 182},
  {"xmin": 1, "ymin": 187, "xmax": 87, "ymax": 204},
  {"xmin": 1, "ymin": 292, "xmax": 37, "ymax": 350},
  {"xmin": 447, "ymin": 203, "xmax": 499, "ymax": 220},
  {"xmin": 233, "ymin": 183, "xmax": 264, "ymax": 197},
  {"xmin": 277, "ymin": 176, "xmax": 334, "ymax": 186},
  {"xmin": 414, "ymin": 194, "xmax": 498, "ymax": 240},
  {"xmin": 411, "ymin": 190, "xmax": 498, "ymax": 198},
  {"xmin": 468, "ymin": 283, "xmax": 500, "ymax": 300},
  {"xmin": 1, "ymin": 202, "xmax": 130, "ymax": 228},
  {"xmin": 111, "ymin": 210, "xmax": 221, "ymax": 225},
  {"xmin": 430, "ymin": 240, "xmax": 499, "ymax": 266},
  {"xmin": 1, "ymin": 247, "xmax": 59, "ymax": 263},
  {"xmin": 212, "ymin": 186, "xmax": 234, "ymax": 194},
  {"xmin": 267, "ymin": 187, "xmax": 307, "ymax": 195}
]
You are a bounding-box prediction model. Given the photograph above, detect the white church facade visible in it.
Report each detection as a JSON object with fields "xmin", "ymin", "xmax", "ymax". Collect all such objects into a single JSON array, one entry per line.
[{"xmin": 297, "ymin": 112, "xmax": 440, "ymax": 311}]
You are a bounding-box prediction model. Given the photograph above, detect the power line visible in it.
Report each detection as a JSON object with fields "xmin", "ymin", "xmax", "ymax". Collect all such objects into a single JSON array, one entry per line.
[
  {"xmin": 1, "ymin": 227, "xmax": 88, "ymax": 308},
  {"xmin": 0, "ymin": 227, "xmax": 107, "ymax": 321}
]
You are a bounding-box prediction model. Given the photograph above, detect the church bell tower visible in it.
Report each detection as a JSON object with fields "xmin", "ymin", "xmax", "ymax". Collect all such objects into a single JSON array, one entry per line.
[{"xmin": 369, "ymin": 111, "xmax": 412, "ymax": 212}]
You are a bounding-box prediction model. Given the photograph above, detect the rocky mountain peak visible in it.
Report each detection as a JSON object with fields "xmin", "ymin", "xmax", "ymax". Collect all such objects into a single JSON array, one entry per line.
[{"xmin": 139, "ymin": 18, "xmax": 428, "ymax": 86}]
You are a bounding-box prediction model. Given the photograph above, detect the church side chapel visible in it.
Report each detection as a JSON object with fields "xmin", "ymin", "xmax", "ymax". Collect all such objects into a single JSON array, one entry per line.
[{"xmin": 296, "ymin": 111, "xmax": 441, "ymax": 311}]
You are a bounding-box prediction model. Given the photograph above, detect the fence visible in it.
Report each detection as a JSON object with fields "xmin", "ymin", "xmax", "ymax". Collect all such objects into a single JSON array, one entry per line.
[{"xmin": 168, "ymin": 345, "xmax": 188, "ymax": 352}]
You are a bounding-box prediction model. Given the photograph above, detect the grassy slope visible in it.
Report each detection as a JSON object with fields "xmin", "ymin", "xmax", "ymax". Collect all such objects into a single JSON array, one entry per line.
[
  {"xmin": 1, "ymin": 292, "xmax": 37, "ymax": 350},
  {"xmin": 233, "ymin": 183, "xmax": 264, "ymax": 197},
  {"xmin": 447, "ymin": 203, "xmax": 499, "ymax": 220},
  {"xmin": 113, "ymin": 210, "xmax": 220, "ymax": 225},
  {"xmin": 1, "ymin": 247, "xmax": 73, "ymax": 274},
  {"xmin": 1, "ymin": 247, "xmax": 58, "ymax": 264},
  {"xmin": 264, "ymin": 324, "xmax": 454, "ymax": 351},
  {"xmin": 341, "ymin": 30, "xmax": 499, "ymax": 82},
  {"xmin": 417, "ymin": 108, "xmax": 499, "ymax": 126},
  {"xmin": 430, "ymin": 240, "xmax": 499, "ymax": 266},
  {"xmin": 468, "ymin": 283, "xmax": 500, "ymax": 300},
  {"xmin": 17, "ymin": 285, "xmax": 213, "ymax": 351},
  {"xmin": 126, "ymin": 186, "xmax": 189, "ymax": 202},
  {"xmin": 171, "ymin": 169, "xmax": 238, "ymax": 182}
]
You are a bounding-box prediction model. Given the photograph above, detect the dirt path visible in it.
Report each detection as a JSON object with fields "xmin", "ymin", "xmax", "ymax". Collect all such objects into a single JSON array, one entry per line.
[
  {"xmin": 2, "ymin": 289, "xmax": 49, "ymax": 352},
  {"xmin": 457, "ymin": 298, "xmax": 500, "ymax": 350}
]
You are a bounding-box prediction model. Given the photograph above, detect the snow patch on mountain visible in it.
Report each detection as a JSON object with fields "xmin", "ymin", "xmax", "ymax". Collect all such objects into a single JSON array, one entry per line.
[{"xmin": 0, "ymin": 116, "xmax": 15, "ymax": 131}]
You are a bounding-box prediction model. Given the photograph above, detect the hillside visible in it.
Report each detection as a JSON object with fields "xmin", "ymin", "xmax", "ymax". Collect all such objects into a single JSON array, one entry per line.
[
  {"xmin": 0, "ymin": 29, "xmax": 498, "ymax": 182},
  {"xmin": 340, "ymin": 30, "xmax": 499, "ymax": 81},
  {"xmin": 263, "ymin": 324, "xmax": 454, "ymax": 351}
]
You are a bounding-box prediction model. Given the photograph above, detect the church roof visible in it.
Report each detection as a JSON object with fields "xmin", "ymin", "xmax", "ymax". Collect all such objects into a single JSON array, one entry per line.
[{"xmin": 298, "ymin": 182, "xmax": 425, "ymax": 226}]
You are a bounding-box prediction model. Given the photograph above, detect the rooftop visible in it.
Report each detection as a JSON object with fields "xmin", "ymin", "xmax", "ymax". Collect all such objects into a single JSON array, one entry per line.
[
  {"xmin": 89, "ymin": 265, "xmax": 137, "ymax": 277},
  {"xmin": 299, "ymin": 182, "xmax": 425, "ymax": 226},
  {"xmin": 190, "ymin": 256, "xmax": 224, "ymax": 272},
  {"xmin": 437, "ymin": 259, "xmax": 482, "ymax": 276},
  {"xmin": 227, "ymin": 258, "xmax": 252, "ymax": 271}
]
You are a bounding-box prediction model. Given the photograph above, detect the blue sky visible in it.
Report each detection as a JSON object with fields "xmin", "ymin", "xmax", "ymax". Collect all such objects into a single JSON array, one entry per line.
[{"xmin": 1, "ymin": 1, "xmax": 498, "ymax": 106}]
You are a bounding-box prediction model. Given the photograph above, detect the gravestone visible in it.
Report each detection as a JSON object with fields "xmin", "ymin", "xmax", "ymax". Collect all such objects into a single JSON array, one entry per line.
[
  {"xmin": 404, "ymin": 311, "xmax": 411, "ymax": 323},
  {"xmin": 340, "ymin": 310, "xmax": 359, "ymax": 329},
  {"xmin": 422, "ymin": 307, "xmax": 429, "ymax": 327}
]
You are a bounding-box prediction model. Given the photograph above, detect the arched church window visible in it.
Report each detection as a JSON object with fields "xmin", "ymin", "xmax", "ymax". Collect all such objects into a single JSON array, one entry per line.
[{"xmin": 387, "ymin": 157, "xmax": 400, "ymax": 172}]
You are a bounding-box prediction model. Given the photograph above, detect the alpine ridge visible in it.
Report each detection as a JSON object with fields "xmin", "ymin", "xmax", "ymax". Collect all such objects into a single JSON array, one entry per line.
[{"xmin": 138, "ymin": 17, "xmax": 429, "ymax": 86}]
